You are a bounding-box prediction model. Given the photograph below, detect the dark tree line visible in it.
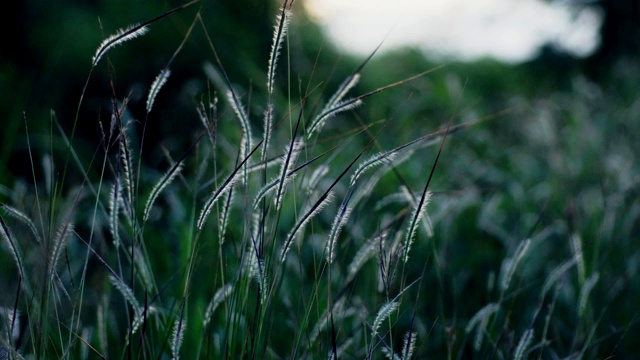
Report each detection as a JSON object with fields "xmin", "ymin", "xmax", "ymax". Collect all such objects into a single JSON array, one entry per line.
[
  {"xmin": 537, "ymin": 0, "xmax": 640, "ymax": 80},
  {"xmin": 590, "ymin": 0, "xmax": 640, "ymax": 65}
]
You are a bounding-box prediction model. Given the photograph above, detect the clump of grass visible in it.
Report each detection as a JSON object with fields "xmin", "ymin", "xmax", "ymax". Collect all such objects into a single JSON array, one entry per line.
[
  {"xmin": 21, "ymin": 1, "xmax": 448, "ymax": 356},
  {"xmin": 2, "ymin": 0, "xmax": 638, "ymax": 358}
]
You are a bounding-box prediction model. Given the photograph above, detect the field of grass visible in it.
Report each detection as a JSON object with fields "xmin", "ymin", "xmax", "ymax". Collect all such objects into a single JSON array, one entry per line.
[{"xmin": 1, "ymin": 1, "xmax": 639, "ymax": 359}]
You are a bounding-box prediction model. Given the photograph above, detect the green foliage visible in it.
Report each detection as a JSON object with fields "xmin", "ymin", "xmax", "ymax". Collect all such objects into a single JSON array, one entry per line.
[{"xmin": 1, "ymin": 1, "xmax": 639, "ymax": 359}]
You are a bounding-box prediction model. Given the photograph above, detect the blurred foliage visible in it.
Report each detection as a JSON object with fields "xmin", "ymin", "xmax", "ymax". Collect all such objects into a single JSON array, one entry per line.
[{"xmin": 2, "ymin": 0, "xmax": 637, "ymax": 182}]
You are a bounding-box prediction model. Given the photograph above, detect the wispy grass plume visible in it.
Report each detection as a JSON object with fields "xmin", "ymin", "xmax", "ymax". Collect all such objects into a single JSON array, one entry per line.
[
  {"xmin": 1, "ymin": 204, "xmax": 42, "ymax": 245},
  {"xmin": 307, "ymin": 74, "xmax": 361, "ymax": 138},
  {"xmin": 252, "ymin": 175, "xmax": 285, "ymax": 210},
  {"xmin": 571, "ymin": 233, "xmax": 586, "ymax": 284},
  {"xmin": 326, "ymin": 187, "xmax": 354, "ymax": 264},
  {"xmin": 119, "ymin": 124, "xmax": 135, "ymax": 217},
  {"xmin": 401, "ymin": 105, "xmax": 456, "ymax": 264},
  {"xmin": 197, "ymin": 99, "xmax": 217, "ymax": 147},
  {"xmin": 308, "ymin": 298, "xmax": 358, "ymax": 346},
  {"xmin": 197, "ymin": 142, "xmax": 261, "ymax": 229},
  {"xmin": 280, "ymin": 192, "xmax": 334, "ymax": 263},
  {"xmin": 146, "ymin": 68, "xmax": 171, "ymax": 113},
  {"xmin": 327, "ymin": 74, "xmax": 361, "ymax": 113},
  {"xmin": 381, "ymin": 346, "xmax": 401, "ymax": 360},
  {"xmin": 248, "ymin": 213, "xmax": 262, "ymax": 277},
  {"xmin": 402, "ymin": 190, "xmax": 431, "ymax": 263},
  {"xmin": 307, "ymin": 40, "xmax": 386, "ymax": 140},
  {"xmin": 371, "ymin": 300, "xmax": 398, "ymax": 345},
  {"xmin": 92, "ymin": 0, "xmax": 200, "ymax": 66},
  {"xmin": 109, "ymin": 179, "xmax": 122, "ymax": 249},
  {"xmin": 0, "ymin": 216, "xmax": 24, "ymax": 280},
  {"xmin": 513, "ymin": 329, "xmax": 534, "ymax": 360},
  {"xmin": 263, "ymin": 3, "xmax": 291, "ymax": 157},
  {"xmin": 146, "ymin": 9, "xmax": 197, "ymax": 114},
  {"xmin": 203, "ymin": 284, "xmax": 233, "ymax": 329},
  {"xmin": 2, "ymin": 307, "xmax": 20, "ymax": 350},
  {"xmin": 400, "ymin": 186, "xmax": 434, "ymax": 238},
  {"xmin": 247, "ymin": 212, "xmax": 267, "ymax": 303},
  {"xmin": 197, "ymin": 171, "xmax": 241, "ymax": 230},
  {"xmin": 308, "ymin": 66, "xmax": 444, "ymax": 139},
  {"xmin": 226, "ymin": 90, "xmax": 253, "ymax": 178},
  {"xmin": 401, "ymin": 331, "xmax": 417, "ymax": 360},
  {"xmin": 143, "ymin": 160, "xmax": 184, "ymax": 222},
  {"xmin": 109, "ymin": 275, "xmax": 143, "ymax": 333},
  {"xmin": 274, "ymin": 139, "xmax": 303, "ymax": 212},
  {"xmin": 347, "ymin": 236, "xmax": 380, "ymax": 284},
  {"xmin": 109, "ymin": 276, "xmax": 141, "ymax": 317},
  {"xmin": 49, "ymin": 221, "xmax": 74, "ymax": 283},
  {"xmin": 92, "ymin": 24, "xmax": 149, "ymax": 66},
  {"xmin": 306, "ymin": 98, "xmax": 363, "ymax": 138},
  {"xmin": 262, "ymin": 104, "xmax": 274, "ymax": 159},
  {"xmin": 304, "ymin": 164, "xmax": 329, "ymax": 196},
  {"xmin": 171, "ymin": 300, "xmax": 187, "ymax": 360},
  {"xmin": 350, "ymin": 152, "xmax": 397, "ymax": 187},
  {"xmin": 256, "ymin": 257, "xmax": 268, "ymax": 305},
  {"xmin": 97, "ymin": 302, "xmax": 108, "ymax": 357},
  {"xmin": 465, "ymin": 302, "xmax": 500, "ymax": 351},
  {"xmin": 541, "ymin": 256, "xmax": 577, "ymax": 297},
  {"xmin": 500, "ymin": 238, "xmax": 531, "ymax": 291},
  {"xmin": 465, "ymin": 303, "xmax": 500, "ymax": 334},
  {"xmin": 267, "ymin": 5, "xmax": 291, "ymax": 95},
  {"xmin": 578, "ymin": 272, "xmax": 599, "ymax": 318},
  {"xmin": 218, "ymin": 189, "xmax": 234, "ymax": 245},
  {"xmin": 132, "ymin": 248, "xmax": 154, "ymax": 292}
]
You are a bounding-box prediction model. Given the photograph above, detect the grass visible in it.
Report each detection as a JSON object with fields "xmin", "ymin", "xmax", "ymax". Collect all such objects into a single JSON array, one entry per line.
[{"xmin": 1, "ymin": 1, "xmax": 639, "ymax": 359}]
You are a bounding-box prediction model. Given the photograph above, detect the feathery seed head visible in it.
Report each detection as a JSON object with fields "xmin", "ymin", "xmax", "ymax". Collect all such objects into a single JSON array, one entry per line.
[
  {"xmin": 371, "ymin": 300, "xmax": 398, "ymax": 341},
  {"xmin": 93, "ymin": 25, "xmax": 149, "ymax": 66},
  {"xmin": 147, "ymin": 68, "xmax": 171, "ymax": 113},
  {"xmin": 267, "ymin": 9, "xmax": 291, "ymax": 94}
]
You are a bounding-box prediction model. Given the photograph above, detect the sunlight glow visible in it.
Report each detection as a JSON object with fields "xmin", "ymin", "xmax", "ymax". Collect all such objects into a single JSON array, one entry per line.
[{"xmin": 303, "ymin": 0, "xmax": 602, "ymax": 63}]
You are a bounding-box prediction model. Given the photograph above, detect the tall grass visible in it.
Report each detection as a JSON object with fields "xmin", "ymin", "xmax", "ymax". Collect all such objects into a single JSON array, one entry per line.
[{"xmin": 1, "ymin": 1, "xmax": 639, "ymax": 359}]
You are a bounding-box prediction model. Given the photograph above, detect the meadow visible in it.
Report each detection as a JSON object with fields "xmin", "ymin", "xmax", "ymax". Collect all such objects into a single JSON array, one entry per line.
[{"xmin": 0, "ymin": 1, "xmax": 638, "ymax": 358}]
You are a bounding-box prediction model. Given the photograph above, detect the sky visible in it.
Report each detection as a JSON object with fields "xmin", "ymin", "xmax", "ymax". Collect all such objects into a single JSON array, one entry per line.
[{"xmin": 303, "ymin": 0, "xmax": 602, "ymax": 63}]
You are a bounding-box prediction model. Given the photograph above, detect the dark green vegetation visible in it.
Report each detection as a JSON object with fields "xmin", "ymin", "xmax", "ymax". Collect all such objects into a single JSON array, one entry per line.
[{"xmin": 1, "ymin": 1, "xmax": 638, "ymax": 359}]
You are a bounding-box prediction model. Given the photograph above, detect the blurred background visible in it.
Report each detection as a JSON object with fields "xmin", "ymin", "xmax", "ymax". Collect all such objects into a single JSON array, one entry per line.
[
  {"xmin": 1, "ymin": 0, "xmax": 638, "ymax": 181},
  {"xmin": 0, "ymin": 0, "xmax": 639, "ymax": 357}
]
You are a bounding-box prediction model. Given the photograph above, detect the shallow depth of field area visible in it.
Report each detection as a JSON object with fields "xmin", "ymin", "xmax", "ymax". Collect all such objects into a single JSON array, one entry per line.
[{"xmin": 0, "ymin": 1, "xmax": 638, "ymax": 359}]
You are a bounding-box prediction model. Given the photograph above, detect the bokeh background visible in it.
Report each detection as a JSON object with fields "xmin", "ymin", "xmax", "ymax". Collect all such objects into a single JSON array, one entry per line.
[{"xmin": 2, "ymin": 0, "xmax": 639, "ymax": 180}]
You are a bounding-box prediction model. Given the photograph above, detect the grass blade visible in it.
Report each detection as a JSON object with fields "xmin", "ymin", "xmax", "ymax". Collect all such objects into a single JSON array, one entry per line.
[
  {"xmin": 274, "ymin": 139, "xmax": 304, "ymax": 212},
  {"xmin": 197, "ymin": 141, "xmax": 262, "ymax": 229},
  {"xmin": 280, "ymin": 192, "xmax": 335, "ymax": 263}
]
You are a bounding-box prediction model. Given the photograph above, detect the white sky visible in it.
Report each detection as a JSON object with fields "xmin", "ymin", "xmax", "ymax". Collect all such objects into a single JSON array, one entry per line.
[{"xmin": 303, "ymin": 0, "xmax": 602, "ymax": 63}]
